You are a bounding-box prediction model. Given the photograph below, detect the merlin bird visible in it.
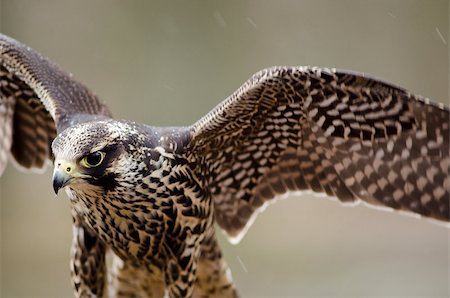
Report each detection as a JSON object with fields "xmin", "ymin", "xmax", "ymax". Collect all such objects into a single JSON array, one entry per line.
[{"xmin": 1, "ymin": 33, "xmax": 449, "ymax": 297}]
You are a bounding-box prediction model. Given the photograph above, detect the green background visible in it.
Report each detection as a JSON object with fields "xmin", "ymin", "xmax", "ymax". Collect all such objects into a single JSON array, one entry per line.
[{"xmin": 0, "ymin": 1, "xmax": 449, "ymax": 297}]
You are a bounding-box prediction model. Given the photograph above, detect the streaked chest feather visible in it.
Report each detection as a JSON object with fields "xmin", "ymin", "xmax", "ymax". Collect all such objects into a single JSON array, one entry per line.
[{"xmin": 67, "ymin": 148, "xmax": 211, "ymax": 270}]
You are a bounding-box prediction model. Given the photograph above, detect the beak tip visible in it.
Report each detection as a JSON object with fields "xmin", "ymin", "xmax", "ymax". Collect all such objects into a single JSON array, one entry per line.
[
  {"xmin": 52, "ymin": 170, "xmax": 70, "ymax": 195},
  {"xmin": 53, "ymin": 185, "xmax": 60, "ymax": 195}
]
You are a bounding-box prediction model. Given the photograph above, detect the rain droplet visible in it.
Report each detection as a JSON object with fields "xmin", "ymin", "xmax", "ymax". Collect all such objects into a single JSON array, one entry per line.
[
  {"xmin": 213, "ymin": 11, "xmax": 226, "ymax": 28},
  {"xmin": 236, "ymin": 255, "xmax": 248, "ymax": 273}
]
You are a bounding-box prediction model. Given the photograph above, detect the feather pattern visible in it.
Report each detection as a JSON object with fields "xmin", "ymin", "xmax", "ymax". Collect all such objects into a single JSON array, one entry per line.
[
  {"xmin": 1, "ymin": 33, "xmax": 449, "ymax": 297},
  {"xmin": 0, "ymin": 34, "xmax": 112, "ymax": 298},
  {"xmin": 0, "ymin": 34, "xmax": 111, "ymax": 174},
  {"xmin": 189, "ymin": 66, "xmax": 450, "ymax": 241}
]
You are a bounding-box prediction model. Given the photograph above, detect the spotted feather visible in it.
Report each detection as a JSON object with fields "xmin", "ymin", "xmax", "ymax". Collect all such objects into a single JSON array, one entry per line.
[
  {"xmin": 1, "ymin": 33, "xmax": 449, "ymax": 298},
  {"xmin": 0, "ymin": 34, "xmax": 111, "ymax": 174},
  {"xmin": 0, "ymin": 34, "xmax": 112, "ymax": 297},
  {"xmin": 189, "ymin": 66, "xmax": 450, "ymax": 241}
]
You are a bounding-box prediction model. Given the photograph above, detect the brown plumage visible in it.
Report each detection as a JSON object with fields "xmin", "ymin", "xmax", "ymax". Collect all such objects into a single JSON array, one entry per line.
[{"xmin": 1, "ymin": 33, "xmax": 449, "ymax": 297}]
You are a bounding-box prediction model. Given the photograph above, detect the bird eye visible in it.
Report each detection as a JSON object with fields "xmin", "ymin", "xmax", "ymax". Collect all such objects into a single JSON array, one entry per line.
[{"xmin": 81, "ymin": 151, "xmax": 105, "ymax": 168}]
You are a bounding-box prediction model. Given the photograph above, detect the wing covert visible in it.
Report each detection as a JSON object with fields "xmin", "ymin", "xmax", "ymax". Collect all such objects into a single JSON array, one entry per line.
[
  {"xmin": 188, "ymin": 66, "xmax": 450, "ymax": 242},
  {"xmin": 0, "ymin": 33, "xmax": 112, "ymax": 174}
]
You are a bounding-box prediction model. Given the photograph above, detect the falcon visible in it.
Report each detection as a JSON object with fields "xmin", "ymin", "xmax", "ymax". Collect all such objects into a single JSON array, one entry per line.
[{"xmin": 1, "ymin": 33, "xmax": 448, "ymax": 298}]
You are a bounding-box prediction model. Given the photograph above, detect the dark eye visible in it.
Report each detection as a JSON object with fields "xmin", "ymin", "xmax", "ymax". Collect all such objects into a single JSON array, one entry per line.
[{"xmin": 81, "ymin": 151, "xmax": 105, "ymax": 168}]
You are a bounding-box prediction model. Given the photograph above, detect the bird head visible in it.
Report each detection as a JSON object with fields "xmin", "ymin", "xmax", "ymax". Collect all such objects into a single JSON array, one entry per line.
[{"xmin": 51, "ymin": 119, "xmax": 144, "ymax": 197}]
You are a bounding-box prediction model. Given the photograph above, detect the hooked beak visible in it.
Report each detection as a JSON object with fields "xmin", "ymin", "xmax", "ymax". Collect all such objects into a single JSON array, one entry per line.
[
  {"xmin": 53, "ymin": 170, "xmax": 72, "ymax": 194},
  {"xmin": 52, "ymin": 161, "xmax": 77, "ymax": 194}
]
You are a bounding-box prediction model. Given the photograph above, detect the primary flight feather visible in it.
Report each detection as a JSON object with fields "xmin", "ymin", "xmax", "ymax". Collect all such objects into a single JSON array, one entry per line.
[{"xmin": 1, "ymin": 33, "xmax": 448, "ymax": 298}]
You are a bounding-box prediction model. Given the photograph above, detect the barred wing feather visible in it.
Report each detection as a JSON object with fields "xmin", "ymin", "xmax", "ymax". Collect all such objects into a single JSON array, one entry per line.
[
  {"xmin": 0, "ymin": 34, "xmax": 111, "ymax": 175},
  {"xmin": 189, "ymin": 66, "xmax": 450, "ymax": 242}
]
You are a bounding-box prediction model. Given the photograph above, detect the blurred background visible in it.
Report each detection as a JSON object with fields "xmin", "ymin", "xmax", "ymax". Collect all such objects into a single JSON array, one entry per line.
[{"xmin": 0, "ymin": 0, "xmax": 448, "ymax": 297}]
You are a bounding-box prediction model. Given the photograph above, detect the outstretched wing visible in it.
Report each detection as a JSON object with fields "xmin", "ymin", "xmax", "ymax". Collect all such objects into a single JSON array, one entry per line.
[
  {"xmin": 188, "ymin": 66, "xmax": 450, "ymax": 242},
  {"xmin": 1, "ymin": 34, "xmax": 112, "ymax": 297},
  {"xmin": 0, "ymin": 33, "xmax": 111, "ymax": 174}
]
